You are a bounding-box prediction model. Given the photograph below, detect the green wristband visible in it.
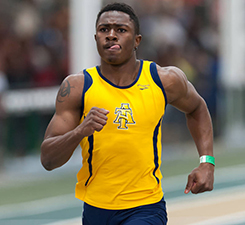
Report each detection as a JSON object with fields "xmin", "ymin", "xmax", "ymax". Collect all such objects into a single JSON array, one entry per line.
[{"xmin": 200, "ymin": 155, "xmax": 215, "ymax": 166}]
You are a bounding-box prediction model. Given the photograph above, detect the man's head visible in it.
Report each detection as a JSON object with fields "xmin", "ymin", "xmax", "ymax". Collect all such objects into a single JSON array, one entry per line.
[
  {"xmin": 95, "ymin": 3, "xmax": 142, "ymax": 65},
  {"xmin": 96, "ymin": 3, "xmax": 140, "ymax": 35}
]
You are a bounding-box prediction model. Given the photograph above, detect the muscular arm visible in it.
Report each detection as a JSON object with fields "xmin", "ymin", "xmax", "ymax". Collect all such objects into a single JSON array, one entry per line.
[
  {"xmin": 158, "ymin": 65, "xmax": 214, "ymax": 194},
  {"xmin": 41, "ymin": 74, "xmax": 109, "ymax": 171}
]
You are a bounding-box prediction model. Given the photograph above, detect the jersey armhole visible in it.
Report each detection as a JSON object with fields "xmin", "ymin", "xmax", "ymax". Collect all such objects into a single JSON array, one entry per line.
[
  {"xmin": 80, "ymin": 69, "xmax": 93, "ymax": 118},
  {"xmin": 150, "ymin": 62, "xmax": 168, "ymax": 106}
]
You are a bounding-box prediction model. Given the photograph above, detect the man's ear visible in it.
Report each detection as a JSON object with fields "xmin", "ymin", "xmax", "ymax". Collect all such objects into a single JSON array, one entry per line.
[
  {"xmin": 94, "ymin": 34, "xmax": 97, "ymax": 41},
  {"xmin": 134, "ymin": 34, "xmax": 142, "ymax": 49}
]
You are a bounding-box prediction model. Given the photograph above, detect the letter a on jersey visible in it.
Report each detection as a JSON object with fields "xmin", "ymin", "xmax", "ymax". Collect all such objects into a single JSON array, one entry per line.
[{"xmin": 114, "ymin": 103, "xmax": 135, "ymax": 129}]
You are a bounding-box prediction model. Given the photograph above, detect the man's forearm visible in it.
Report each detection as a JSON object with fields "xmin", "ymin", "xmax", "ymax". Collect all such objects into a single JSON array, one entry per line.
[
  {"xmin": 186, "ymin": 98, "xmax": 213, "ymax": 156},
  {"xmin": 184, "ymin": 98, "xmax": 214, "ymax": 194},
  {"xmin": 41, "ymin": 129, "xmax": 84, "ymax": 171}
]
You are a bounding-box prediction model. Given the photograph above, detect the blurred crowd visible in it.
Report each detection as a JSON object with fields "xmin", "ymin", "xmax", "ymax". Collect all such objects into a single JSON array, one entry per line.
[
  {"xmin": 137, "ymin": 0, "xmax": 219, "ymax": 117},
  {"xmin": 0, "ymin": 0, "xmax": 69, "ymax": 158},
  {"xmin": 0, "ymin": 0, "xmax": 219, "ymax": 156},
  {"xmin": 0, "ymin": 0, "xmax": 219, "ymax": 110},
  {"xmin": 0, "ymin": 0, "xmax": 69, "ymax": 91}
]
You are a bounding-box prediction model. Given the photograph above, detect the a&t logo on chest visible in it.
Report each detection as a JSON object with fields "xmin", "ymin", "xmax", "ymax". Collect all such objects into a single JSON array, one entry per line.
[{"xmin": 114, "ymin": 103, "xmax": 136, "ymax": 129}]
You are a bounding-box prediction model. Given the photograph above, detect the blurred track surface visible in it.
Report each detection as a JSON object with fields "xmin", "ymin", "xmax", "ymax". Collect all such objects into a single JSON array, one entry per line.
[{"xmin": 0, "ymin": 164, "xmax": 244, "ymax": 225}]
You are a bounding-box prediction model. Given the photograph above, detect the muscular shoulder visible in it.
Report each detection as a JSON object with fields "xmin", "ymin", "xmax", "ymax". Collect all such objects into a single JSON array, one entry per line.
[
  {"xmin": 156, "ymin": 65, "xmax": 188, "ymax": 104},
  {"xmin": 56, "ymin": 72, "xmax": 84, "ymax": 110}
]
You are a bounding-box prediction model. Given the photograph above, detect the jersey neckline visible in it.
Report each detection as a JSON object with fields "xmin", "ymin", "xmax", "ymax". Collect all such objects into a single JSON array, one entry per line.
[{"xmin": 95, "ymin": 59, "xmax": 143, "ymax": 89}]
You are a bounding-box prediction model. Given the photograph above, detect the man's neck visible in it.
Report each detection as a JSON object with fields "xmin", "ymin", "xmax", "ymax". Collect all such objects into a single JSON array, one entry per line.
[{"xmin": 99, "ymin": 58, "xmax": 140, "ymax": 87}]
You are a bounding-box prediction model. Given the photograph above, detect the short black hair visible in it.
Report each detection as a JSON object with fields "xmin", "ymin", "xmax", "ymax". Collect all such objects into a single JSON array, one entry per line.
[{"xmin": 96, "ymin": 2, "xmax": 140, "ymax": 35}]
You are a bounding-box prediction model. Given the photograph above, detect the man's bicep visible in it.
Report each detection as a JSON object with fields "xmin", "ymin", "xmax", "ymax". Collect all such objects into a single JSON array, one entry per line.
[
  {"xmin": 170, "ymin": 81, "xmax": 202, "ymax": 114},
  {"xmin": 44, "ymin": 74, "xmax": 83, "ymax": 139}
]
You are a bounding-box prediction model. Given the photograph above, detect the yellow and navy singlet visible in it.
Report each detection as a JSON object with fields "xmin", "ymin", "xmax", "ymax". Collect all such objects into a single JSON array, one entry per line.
[{"xmin": 75, "ymin": 60, "xmax": 167, "ymax": 210}]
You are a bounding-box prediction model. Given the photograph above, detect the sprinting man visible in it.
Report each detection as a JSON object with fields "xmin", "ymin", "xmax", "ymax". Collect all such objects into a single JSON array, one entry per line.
[{"xmin": 41, "ymin": 3, "xmax": 214, "ymax": 224}]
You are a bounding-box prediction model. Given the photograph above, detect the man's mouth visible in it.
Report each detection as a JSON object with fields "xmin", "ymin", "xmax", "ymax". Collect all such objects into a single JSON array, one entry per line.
[
  {"xmin": 105, "ymin": 44, "xmax": 121, "ymax": 50},
  {"xmin": 109, "ymin": 44, "xmax": 120, "ymax": 50}
]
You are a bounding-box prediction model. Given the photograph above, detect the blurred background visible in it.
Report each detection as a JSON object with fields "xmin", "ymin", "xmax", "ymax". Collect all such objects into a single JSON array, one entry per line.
[
  {"xmin": 0, "ymin": 0, "xmax": 245, "ymax": 224},
  {"xmin": 1, "ymin": 0, "xmax": 245, "ymax": 158}
]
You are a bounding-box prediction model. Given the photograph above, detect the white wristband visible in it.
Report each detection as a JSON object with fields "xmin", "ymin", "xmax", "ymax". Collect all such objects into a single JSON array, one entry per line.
[{"xmin": 200, "ymin": 155, "xmax": 215, "ymax": 166}]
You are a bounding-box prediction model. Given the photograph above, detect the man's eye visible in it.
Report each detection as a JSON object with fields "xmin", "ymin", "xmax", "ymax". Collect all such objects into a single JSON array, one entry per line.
[
  {"xmin": 100, "ymin": 28, "xmax": 108, "ymax": 32},
  {"xmin": 118, "ymin": 28, "xmax": 126, "ymax": 33}
]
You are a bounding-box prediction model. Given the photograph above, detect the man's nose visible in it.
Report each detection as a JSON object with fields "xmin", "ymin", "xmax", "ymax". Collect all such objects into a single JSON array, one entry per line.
[{"xmin": 106, "ymin": 29, "xmax": 118, "ymax": 41}]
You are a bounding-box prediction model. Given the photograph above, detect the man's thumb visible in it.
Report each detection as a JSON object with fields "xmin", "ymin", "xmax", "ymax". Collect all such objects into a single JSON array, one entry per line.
[{"xmin": 184, "ymin": 174, "xmax": 194, "ymax": 194}]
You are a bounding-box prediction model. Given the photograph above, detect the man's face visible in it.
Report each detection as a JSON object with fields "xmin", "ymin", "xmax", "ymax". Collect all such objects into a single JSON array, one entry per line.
[{"xmin": 95, "ymin": 11, "xmax": 141, "ymax": 65}]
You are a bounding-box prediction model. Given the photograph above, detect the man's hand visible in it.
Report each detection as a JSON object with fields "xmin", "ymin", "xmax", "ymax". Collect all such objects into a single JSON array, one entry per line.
[
  {"xmin": 184, "ymin": 163, "xmax": 214, "ymax": 194},
  {"xmin": 79, "ymin": 107, "xmax": 109, "ymax": 137}
]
